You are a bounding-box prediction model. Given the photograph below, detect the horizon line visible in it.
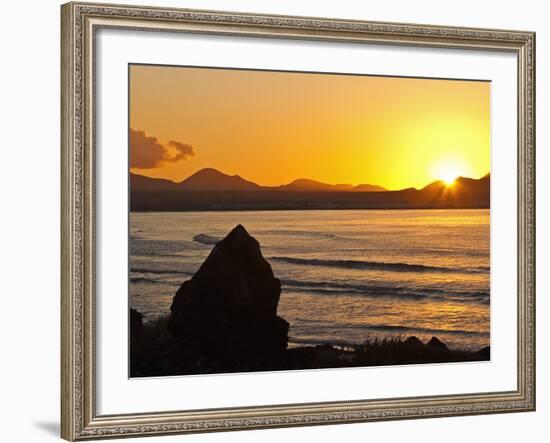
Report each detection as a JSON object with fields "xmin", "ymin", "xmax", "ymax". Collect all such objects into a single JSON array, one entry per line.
[{"xmin": 129, "ymin": 167, "xmax": 491, "ymax": 192}]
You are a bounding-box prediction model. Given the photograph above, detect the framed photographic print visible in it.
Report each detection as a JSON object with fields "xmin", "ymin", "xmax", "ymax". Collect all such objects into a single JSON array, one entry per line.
[{"xmin": 61, "ymin": 2, "xmax": 536, "ymax": 440}]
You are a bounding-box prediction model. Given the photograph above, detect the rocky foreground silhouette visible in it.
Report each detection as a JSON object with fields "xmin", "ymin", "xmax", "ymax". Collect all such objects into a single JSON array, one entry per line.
[
  {"xmin": 130, "ymin": 225, "xmax": 490, "ymax": 377},
  {"xmin": 167, "ymin": 224, "xmax": 289, "ymax": 362}
]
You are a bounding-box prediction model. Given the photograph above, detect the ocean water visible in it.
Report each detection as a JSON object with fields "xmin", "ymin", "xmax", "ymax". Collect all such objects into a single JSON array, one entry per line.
[{"xmin": 129, "ymin": 209, "xmax": 490, "ymax": 350}]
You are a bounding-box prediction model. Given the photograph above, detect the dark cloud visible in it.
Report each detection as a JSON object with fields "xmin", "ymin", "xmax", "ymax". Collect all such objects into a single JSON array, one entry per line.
[
  {"xmin": 167, "ymin": 140, "xmax": 195, "ymax": 162},
  {"xmin": 130, "ymin": 129, "xmax": 195, "ymax": 169},
  {"xmin": 130, "ymin": 130, "xmax": 164, "ymax": 169}
]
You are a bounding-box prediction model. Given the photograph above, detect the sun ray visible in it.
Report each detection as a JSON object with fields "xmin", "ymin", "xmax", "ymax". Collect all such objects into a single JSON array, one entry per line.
[{"xmin": 431, "ymin": 156, "xmax": 472, "ymax": 186}]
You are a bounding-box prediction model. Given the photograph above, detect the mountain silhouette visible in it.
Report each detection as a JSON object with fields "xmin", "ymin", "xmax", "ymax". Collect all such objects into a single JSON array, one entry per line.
[
  {"xmin": 275, "ymin": 178, "xmax": 386, "ymax": 192},
  {"xmin": 418, "ymin": 175, "xmax": 490, "ymax": 207},
  {"xmin": 131, "ymin": 168, "xmax": 386, "ymax": 192},
  {"xmin": 130, "ymin": 168, "xmax": 260, "ymax": 191},
  {"xmin": 277, "ymin": 178, "xmax": 354, "ymax": 192},
  {"xmin": 352, "ymin": 183, "xmax": 387, "ymax": 192},
  {"xmin": 179, "ymin": 168, "xmax": 260, "ymax": 191},
  {"xmin": 130, "ymin": 173, "xmax": 177, "ymax": 191},
  {"xmin": 130, "ymin": 168, "xmax": 490, "ymax": 211}
]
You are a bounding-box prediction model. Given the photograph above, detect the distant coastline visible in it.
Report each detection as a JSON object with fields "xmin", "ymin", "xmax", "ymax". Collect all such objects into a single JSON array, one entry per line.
[{"xmin": 130, "ymin": 168, "xmax": 490, "ymax": 212}]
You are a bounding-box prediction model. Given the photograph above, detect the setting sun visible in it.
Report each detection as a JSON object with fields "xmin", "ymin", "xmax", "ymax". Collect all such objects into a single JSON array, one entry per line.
[
  {"xmin": 432, "ymin": 157, "xmax": 472, "ymax": 186},
  {"xmin": 130, "ymin": 65, "xmax": 490, "ymax": 190},
  {"xmin": 128, "ymin": 63, "xmax": 492, "ymax": 379},
  {"xmin": 440, "ymin": 171, "xmax": 458, "ymax": 186}
]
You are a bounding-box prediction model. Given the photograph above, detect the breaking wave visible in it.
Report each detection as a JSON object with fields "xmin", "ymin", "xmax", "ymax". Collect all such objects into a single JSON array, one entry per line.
[{"xmin": 271, "ymin": 256, "xmax": 489, "ymax": 274}]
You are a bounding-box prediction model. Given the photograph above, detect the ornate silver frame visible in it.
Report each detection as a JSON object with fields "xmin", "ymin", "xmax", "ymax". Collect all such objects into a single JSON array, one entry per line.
[{"xmin": 61, "ymin": 2, "xmax": 536, "ymax": 440}]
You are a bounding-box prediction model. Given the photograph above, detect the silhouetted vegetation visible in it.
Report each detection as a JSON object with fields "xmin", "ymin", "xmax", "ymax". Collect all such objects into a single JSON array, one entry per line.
[{"xmin": 130, "ymin": 316, "xmax": 489, "ymax": 377}]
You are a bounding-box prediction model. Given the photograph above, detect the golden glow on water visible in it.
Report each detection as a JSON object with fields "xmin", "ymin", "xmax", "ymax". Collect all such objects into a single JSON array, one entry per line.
[
  {"xmin": 130, "ymin": 209, "xmax": 490, "ymax": 350},
  {"xmin": 277, "ymin": 293, "xmax": 489, "ymax": 349},
  {"xmin": 130, "ymin": 65, "xmax": 490, "ymax": 190}
]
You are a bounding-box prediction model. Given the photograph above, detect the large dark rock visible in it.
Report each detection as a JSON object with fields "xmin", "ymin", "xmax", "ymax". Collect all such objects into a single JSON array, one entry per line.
[{"xmin": 167, "ymin": 224, "xmax": 289, "ymax": 362}]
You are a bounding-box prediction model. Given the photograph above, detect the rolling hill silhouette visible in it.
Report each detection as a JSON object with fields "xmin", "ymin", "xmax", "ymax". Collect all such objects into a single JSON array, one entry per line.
[
  {"xmin": 179, "ymin": 168, "xmax": 261, "ymax": 191},
  {"xmin": 130, "ymin": 168, "xmax": 490, "ymax": 211},
  {"xmin": 275, "ymin": 178, "xmax": 386, "ymax": 192},
  {"xmin": 130, "ymin": 168, "xmax": 260, "ymax": 191},
  {"xmin": 131, "ymin": 168, "xmax": 386, "ymax": 192}
]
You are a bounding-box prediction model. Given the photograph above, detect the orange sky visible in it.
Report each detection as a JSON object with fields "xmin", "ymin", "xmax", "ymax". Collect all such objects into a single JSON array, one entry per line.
[{"xmin": 129, "ymin": 64, "xmax": 490, "ymax": 190}]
